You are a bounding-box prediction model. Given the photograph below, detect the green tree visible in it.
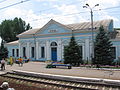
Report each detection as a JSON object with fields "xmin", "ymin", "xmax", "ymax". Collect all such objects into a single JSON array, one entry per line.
[
  {"xmin": 0, "ymin": 17, "xmax": 32, "ymax": 43},
  {"xmin": 94, "ymin": 26, "xmax": 113, "ymax": 65},
  {"xmin": 0, "ymin": 40, "xmax": 8, "ymax": 59},
  {"xmin": 64, "ymin": 35, "xmax": 82, "ymax": 66}
]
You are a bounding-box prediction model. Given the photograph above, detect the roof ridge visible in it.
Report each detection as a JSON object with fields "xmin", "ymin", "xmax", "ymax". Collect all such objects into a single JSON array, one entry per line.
[{"xmin": 65, "ymin": 19, "xmax": 112, "ymax": 25}]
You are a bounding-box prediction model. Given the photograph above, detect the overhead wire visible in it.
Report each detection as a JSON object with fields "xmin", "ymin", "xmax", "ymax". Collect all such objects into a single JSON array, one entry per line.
[
  {"xmin": 100, "ymin": 5, "xmax": 120, "ymax": 11},
  {"xmin": 0, "ymin": 0, "xmax": 119, "ymax": 25},
  {"xmin": 28, "ymin": 5, "xmax": 120, "ymax": 22},
  {"xmin": 34, "ymin": 0, "xmax": 84, "ymax": 14},
  {"xmin": 0, "ymin": 0, "xmax": 30, "ymax": 10}
]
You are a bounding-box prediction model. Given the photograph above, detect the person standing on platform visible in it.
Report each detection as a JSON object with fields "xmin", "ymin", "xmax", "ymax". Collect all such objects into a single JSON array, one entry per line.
[
  {"xmin": 18, "ymin": 57, "xmax": 23, "ymax": 67},
  {"xmin": 10, "ymin": 56, "xmax": 13, "ymax": 66},
  {"xmin": 1, "ymin": 58, "xmax": 6, "ymax": 71}
]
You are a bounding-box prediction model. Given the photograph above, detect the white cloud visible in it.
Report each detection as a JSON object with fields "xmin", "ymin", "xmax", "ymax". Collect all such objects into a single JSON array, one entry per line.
[
  {"xmin": 0, "ymin": 0, "xmax": 119, "ymax": 29},
  {"xmin": 0, "ymin": 0, "xmax": 119, "ymax": 43},
  {"xmin": 55, "ymin": 4, "xmax": 79, "ymax": 14},
  {"xmin": 83, "ymin": 0, "xmax": 120, "ymax": 25},
  {"xmin": 24, "ymin": 4, "xmax": 87, "ymax": 28},
  {"xmin": 4, "ymin": 8, "xmax": 22, "ymax": 18},
  {"xmin": 35, "ymin": 0, "xmax": 57, "ymax": 2},
  {"xmin": 98, "ymin": 10, "xmax": 119, "ymax": 22},
  {"xmin": 52, "ymin": 4, "xmax": 87, "ymax": 24},
  {"xmin": 85, "ymin": 0, "xmax": 120, "ymax": 8}
]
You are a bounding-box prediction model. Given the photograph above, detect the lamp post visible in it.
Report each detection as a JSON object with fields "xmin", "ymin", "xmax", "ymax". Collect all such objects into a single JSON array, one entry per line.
[{"xmin": 83, "ymin": 3, "xmax": 99, "ymax": 60}]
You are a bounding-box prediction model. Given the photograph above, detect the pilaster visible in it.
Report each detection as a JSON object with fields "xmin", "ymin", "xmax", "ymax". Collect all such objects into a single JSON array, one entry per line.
[
  {"xmin": 46, "ymin": 40, "xmax": 50, "ymax": 60},
  {"xmin": 19, "ymin": 43, "xmax": 21, "ymax": 57},
  {"xmin": 85, "ymin": 39, "xmax": 90, "ymax": 60},
  {"xmin": 27, "ymin": 42, "xmax": 30, "ymax": 59},
  {"xmin": 36, "ymin": 42, "xmax": 39, "ymax": 60},
  {"xmin": 57, "ymin": 39, "xmax": 62, "ymax": 61}
]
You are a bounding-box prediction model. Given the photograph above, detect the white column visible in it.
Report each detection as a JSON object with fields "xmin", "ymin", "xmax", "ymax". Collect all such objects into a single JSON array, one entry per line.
[
  {"xmin": 57, "ymin": 40, "xmax": 62, "ymax": 61},
  {"xmin": 82, "ymin": 43, "xmax": 86, "ymax": 60},
  {"xmin": 27, "ymin": 42, "xmax": 30, "ymax": 59},
  {"xmin": 89, "ymin": 43, "xmax": 92, "ymax": 60},
  {"xmin": 13, "ymin": 49, "xmax": 15, "ymax": 58},
  {"xmin": 36, "ymin": 42, "xmax": 39, "ymax": 60},
  {"xmin": 82, "ymin": 44, "xmax": 85, "ymax": 60},
  {"xmin": 46, "ymin": 40, "xmax": 50, "ymax": 60},
  {"xmin": 116, "ymin": 45, "xmax": 118, "ymax": 60},
  {"xmin": 19, "ymin": 43, "xmax": 21, "ymax": 57},
  {"xmin": 85, "ymin": 39, "xmax": 90, "ymax": 60},
  {"xmin": 117, "ymin": 45, "xmax": 120, "ymax": 60},
  {"xmin": 62, "ymin": 45, "xmax": 64, "ymax": 60},
  {"xmin": 39, "ymin": 45, "xmax": 41, "ymax": 58}
]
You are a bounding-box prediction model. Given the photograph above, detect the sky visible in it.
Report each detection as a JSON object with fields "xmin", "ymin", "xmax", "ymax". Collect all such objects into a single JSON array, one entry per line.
[{"xmin": 0, "ymin": 0, "xmax": 120, "ymax": 37}]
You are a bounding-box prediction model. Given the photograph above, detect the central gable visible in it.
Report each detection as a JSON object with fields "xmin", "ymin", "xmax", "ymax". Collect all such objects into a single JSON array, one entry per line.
[{"xmin": 36, "ymin": 19, "xmax": 72, "ymax": 35}]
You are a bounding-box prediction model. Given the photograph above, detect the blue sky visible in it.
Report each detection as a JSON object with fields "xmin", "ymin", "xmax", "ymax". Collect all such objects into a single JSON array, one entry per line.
[{"xmin": 0, "ymin": 0, "xmax": 120, "ymax": 29}]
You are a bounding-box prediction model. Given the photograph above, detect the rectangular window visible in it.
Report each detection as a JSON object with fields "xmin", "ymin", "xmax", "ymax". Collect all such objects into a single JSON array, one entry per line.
[
  {"xmin": 12, "ymin": 49, "xmax": 15, "ymax": 57},
  {"xmin": 31, "ymin": 47, "xmax": 34, "ymax": 58},
  {"xmin": 23, "ymin": 47, "xmax": 26, "ymax": 57},
  {"xmin": 41, "ymin": 47, "xmax": 45, "ymax": 58},
  {"xmin": 16, "ymin": 49, "xmax": 19, "ymax": 57},
  {"xmin": 79, "ymin": 46, "xmax": 82, "ymax": 58},
  {"xmin": 111, "ymin": 47, "xmax": 116, "ymax": 59}
]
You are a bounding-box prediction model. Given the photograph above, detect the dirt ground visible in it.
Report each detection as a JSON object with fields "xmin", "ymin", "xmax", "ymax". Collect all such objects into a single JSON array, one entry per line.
[
  {"xmin": 2, "ymin": 62, "xmax": 120, "ymax": 80},
  {"xmin": 0, "ymin": 80, "xmax": 47, "ymax": 90},
  {"xmin": 0, "ymin": 62, "xmax": 120, "ymax": 90}
]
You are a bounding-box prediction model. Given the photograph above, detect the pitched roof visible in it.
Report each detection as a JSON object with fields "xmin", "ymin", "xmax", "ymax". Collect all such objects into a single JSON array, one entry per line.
[
  {"xmin": 17, "ymin": 19, "xmax": 113, "ymax": 37},
  {"xmin": 66, "ymin": 19, "xmax": 112, "ymax": 30},
  {"xmin": 5, "ymin": 40, "xmax": 19, "ymax": 46},
  {"xmin": 17, "ymin": 19, "xmax": 72, "ymax": 37},
  {"xmin": 17, "ymin": 28, "xmax": 41, "ymax": 37}
]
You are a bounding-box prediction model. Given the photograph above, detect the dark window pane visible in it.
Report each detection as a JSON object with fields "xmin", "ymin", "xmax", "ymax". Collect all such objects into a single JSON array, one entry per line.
[
  {"xmin": 31, "ymin": 47, "xmax": 34, "ymax": 58},
  {"xmin": 16, "ymin": 49, "xmax": 19, "ymax": 57},
  {"xmin": 111, "ymin": 47, "xmax": 116, "ymax": 59},
  {"xmin": 12, "ymin": 49, "xmax": 14, "ymax": 57},
  {"xmin": 41, "ymin": 47, "xmax": 45, "ymax": 58},
  {"xmin": 23, "ymin": 47, "xmax": 26, "ymax": 57},
  {"xmin": 79, "ymin": 46, "xmax": 82, "ymax": 58}
]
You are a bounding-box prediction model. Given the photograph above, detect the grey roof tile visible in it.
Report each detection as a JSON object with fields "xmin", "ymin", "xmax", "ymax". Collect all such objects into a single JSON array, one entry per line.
[{"xmin": 17, "ymin": 19, "xmax": 112, "ymax": 37}]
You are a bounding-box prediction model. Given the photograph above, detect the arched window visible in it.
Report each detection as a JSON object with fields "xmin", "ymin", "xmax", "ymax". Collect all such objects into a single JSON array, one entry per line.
[{"xmin": 50, "ymin": 42, "xmax": 57, "ymax": 46}]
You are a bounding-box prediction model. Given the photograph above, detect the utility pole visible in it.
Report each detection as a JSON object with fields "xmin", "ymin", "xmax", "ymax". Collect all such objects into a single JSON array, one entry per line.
[{"xmin": 83, "ymin": 3, "xmax": 99, "ymax": 60}]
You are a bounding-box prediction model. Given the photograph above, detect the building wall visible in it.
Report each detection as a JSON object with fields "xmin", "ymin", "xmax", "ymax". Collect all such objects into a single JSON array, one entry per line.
[
  {"xmin": 17, "ymin": 33, "xmax": 91, "ymax": 61},
  {"xmin": 6, "ymin": 20, "xmax": 118, "ymax": 61},
  {"xmin": 111, "ymin": 40, "xmax": 120, "ymax": 60},
  {"xmin": 6, "ymin": 45, "xmax": 19, "ymax": 58}
]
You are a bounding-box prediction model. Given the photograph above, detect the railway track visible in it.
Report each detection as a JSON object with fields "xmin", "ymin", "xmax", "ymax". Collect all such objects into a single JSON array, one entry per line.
[{"xmin": 0, "ymin": 71, "xmax": 120, "ymax": 90}]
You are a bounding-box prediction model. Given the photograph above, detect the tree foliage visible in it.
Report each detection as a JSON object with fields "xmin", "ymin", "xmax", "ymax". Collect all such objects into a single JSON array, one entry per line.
[
  {"xmin": 0, "ymin": 40, "xmax": 8, "ymax": 59},
  {"xmin": 94, "ymin": 26, "xmax": 113, "ymax": 65},
  {"xmin": 64, "ymin": 35, "xmax": 82, "ymax": 66},
  {"xmin": 0, "ymin": 17, "xmax": 32, "ymax": 43}
]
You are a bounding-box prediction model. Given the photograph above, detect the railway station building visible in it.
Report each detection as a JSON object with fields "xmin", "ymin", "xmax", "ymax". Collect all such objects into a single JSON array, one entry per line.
[{"xmin": 5, "ymin": 19, "xmax": 120, "ymax": 61}]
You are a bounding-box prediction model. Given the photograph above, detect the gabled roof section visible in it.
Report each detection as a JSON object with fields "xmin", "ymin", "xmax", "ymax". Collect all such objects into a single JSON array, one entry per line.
[
  {"xmin": 35, "ymin": 19, "xmax": 72, "ymax": 34},
  {"xmin": 17, "ymin": 19, "xmax": 113, "ymax": 37},
  {"xmin": 17, "ymin": 28, "xmax": 41, "ymax": 37},
  {"xmin": 17, "ymin": 19, "xmax": 72, "ymax": 37},
  {"xmin": 66, "ymin": 19, "xmax": 113, "ymax": 30},
  {"xmin": 5, "ymin": 40, "xmax": 19, "ymax": 46}
]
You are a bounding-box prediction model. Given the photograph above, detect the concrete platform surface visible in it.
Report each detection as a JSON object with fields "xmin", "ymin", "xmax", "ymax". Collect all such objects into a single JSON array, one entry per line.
[{"xmin": 1, "ymin": 62, "xmax": 120, "ymax": 80}]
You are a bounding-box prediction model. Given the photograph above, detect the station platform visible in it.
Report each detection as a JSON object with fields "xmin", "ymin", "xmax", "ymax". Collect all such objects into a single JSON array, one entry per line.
[{"xmin": 0, "ymin": 62, "xmax": 120, "ymax": 80}]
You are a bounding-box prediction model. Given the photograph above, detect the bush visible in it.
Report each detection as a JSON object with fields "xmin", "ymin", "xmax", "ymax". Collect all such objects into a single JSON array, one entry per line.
[{"xmin": 46, "ymin": 64, "xmax": 53, "ymax": 68}]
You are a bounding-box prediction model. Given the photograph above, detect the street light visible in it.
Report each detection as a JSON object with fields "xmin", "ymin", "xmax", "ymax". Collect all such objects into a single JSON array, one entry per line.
[{"xmin": 83, "ymin": 3, "xmax": 99, "ymax": 60}]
